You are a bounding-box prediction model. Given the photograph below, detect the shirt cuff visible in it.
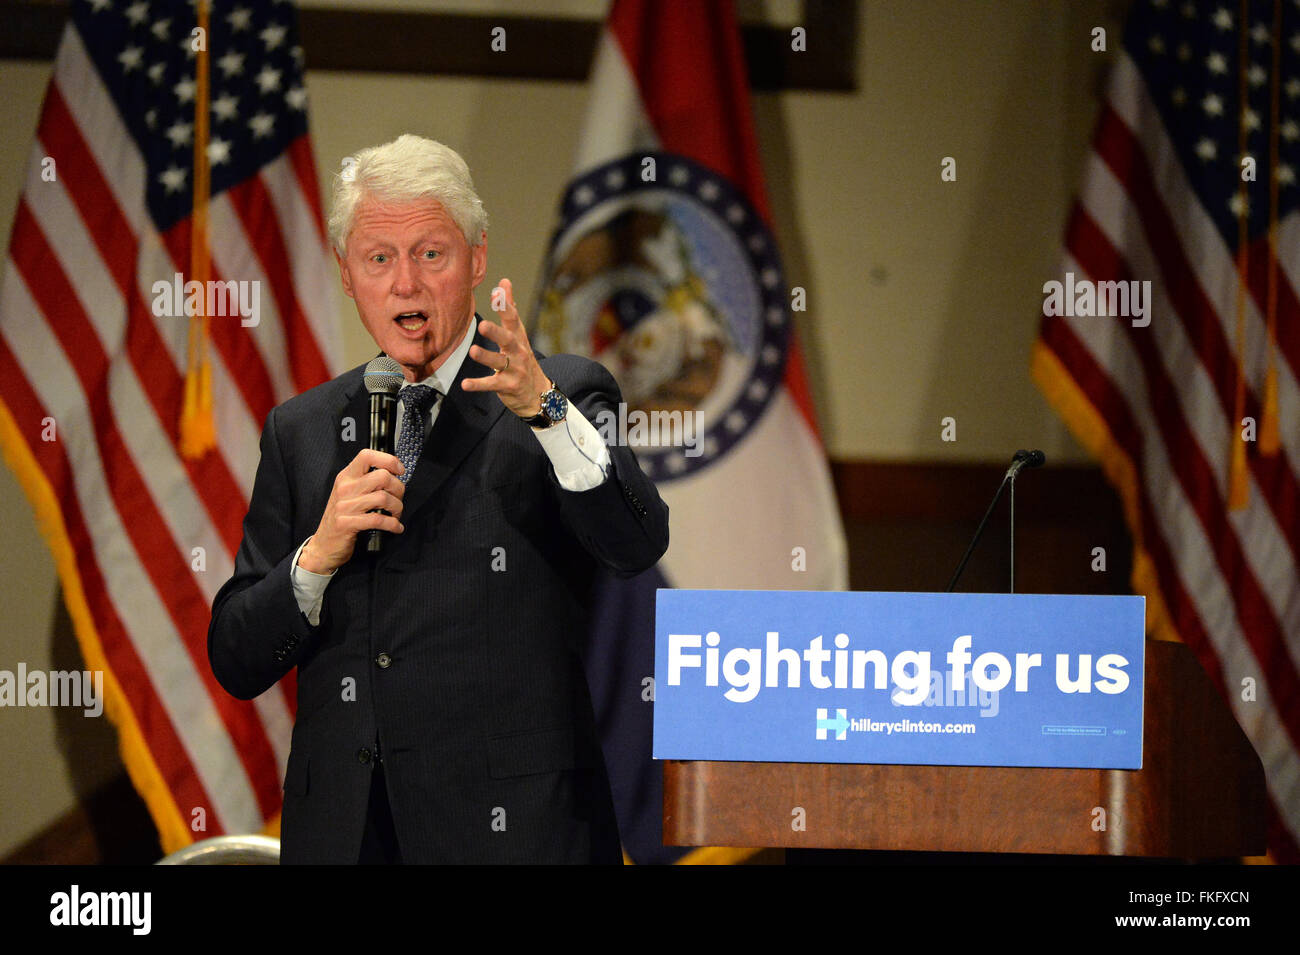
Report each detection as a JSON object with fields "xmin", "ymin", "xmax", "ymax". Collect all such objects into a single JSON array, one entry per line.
[
  {"xmin": 530, "ymin": 403, "xmax": 611, "ymax": 492},
  {"xmin": 290, "ymin": 536, "xmax": 334, "ymax": 627}
]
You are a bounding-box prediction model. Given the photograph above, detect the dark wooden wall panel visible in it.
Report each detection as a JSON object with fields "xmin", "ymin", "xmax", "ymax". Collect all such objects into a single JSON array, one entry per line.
[
  {"xmin": 832, "ymin": 460, "xmax": 1134, "ymax": 597},
  {"xmin": 0, "ymin": 0, "xmax": 858, "ymax": 90}
]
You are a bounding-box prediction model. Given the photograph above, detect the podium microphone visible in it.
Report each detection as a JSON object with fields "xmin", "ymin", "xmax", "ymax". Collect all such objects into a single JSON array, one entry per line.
[
  {"xmin": 945, "ymin": 449, "xmax": 1046, "ymax": 594},
  {"xmin": 363, "ymin": 355, "xmax": 404, "ymax": 554},
  {"xmin": 1005, "ymin": 448, "xmax": 1046, "ymax": 481}
]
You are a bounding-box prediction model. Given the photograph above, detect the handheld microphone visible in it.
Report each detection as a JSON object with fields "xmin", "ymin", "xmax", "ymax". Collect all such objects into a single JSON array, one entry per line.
[{"xmin": 363, "ymin": 355, "xmax": 404, "ymax": 554}]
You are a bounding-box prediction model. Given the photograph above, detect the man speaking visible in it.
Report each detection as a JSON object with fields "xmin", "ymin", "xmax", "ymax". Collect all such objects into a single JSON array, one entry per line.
[{"xmin": 208, "ymin": 134, "xmax": 669, "ymax": 864}]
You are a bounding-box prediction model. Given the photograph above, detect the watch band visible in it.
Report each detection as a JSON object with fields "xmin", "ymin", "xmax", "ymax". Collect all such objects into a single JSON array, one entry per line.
[{"xmin": 521, "ymin": 381, "xmax": 567, "ymax": 429}]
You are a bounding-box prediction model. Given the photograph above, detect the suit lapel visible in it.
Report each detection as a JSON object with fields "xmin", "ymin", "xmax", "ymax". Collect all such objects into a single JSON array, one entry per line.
[
  {"xmin": 399, "ymin": 325, "xmax": 505, "ymax": 523},
  {"xmin": 332, "ymin": 368, "xmax": 373, "ymax": 497}
]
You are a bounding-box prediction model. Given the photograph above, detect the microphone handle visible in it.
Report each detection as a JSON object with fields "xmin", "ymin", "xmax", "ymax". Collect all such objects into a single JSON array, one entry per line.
[{"xmin": 365, "ymin": 393, "xmax": 398, "ymax": 554}]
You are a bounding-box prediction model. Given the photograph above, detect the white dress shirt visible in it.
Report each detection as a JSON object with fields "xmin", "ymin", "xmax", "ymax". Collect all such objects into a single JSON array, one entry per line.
[{"xmin": 290, "ymin": 315, "xmax": 611, "ymax": 624}]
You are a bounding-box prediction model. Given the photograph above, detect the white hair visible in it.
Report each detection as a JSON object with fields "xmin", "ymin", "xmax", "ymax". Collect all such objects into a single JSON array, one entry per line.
[{"xmin": 328, "ymin": 134, "xmax": 489, "ymax": 256}]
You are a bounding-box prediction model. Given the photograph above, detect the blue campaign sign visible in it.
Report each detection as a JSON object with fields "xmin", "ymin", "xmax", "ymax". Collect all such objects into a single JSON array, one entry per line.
[{"xmin": 653, "ymin": 590, "xmax": 1146, "ymax": 769}]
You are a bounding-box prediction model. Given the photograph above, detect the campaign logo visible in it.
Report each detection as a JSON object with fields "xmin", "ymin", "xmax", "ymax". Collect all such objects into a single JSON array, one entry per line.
[
  {"xmin": 816, "ymin": 707, "xmax": 848, "ymax": 741},
  {"xmin": 533, "ymin": 152, "xmax": 791, "ymax": 481}
]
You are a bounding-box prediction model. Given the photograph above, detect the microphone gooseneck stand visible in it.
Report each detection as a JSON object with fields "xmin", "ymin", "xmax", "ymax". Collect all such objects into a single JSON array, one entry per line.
[{"xmin": 945, "ymin": 449, "xmax": 1046, "ymax": 594}]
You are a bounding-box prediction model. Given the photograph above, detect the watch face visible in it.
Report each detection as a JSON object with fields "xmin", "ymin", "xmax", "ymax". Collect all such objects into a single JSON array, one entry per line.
[{"xmin": 541, "ymin": 389, "xmax": 567, "ymax": 421}]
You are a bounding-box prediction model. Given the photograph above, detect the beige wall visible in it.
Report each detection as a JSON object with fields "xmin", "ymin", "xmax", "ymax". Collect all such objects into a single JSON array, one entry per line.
[{"xmin": 0, "ymin": 0, "xmax": 1118, "ymax": 856}]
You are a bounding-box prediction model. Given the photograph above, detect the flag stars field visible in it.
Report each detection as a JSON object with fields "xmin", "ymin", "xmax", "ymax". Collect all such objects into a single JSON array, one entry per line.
[
  {"xmin": 217, "ymin": 51, "xmax": 244, "ymax": 78},
  {"xmin": 255, "ymin": 66, "xmax": 282, "ymax": 94},
  {"xmin": 123, "ymin": 0, "xmax": 147, "ymax": 27},
  {"xmin": 165, "ymin": 121, "xmax": 192, "ymax": 149},
  {"xmin": 158, "ymin": 166, "xmax": 186, "ymax": 194},
  {"xmin": 212, "ymin": 94, "xmax": 239, "ymax": 123},
  {"xmin": 259, "ymin": 24, "xmax": 287, "ymax": 51},
  {"xmin": 206, "ymin": 139, "xmax": 232, "ymax": 167},
  {"xmin": 118, "ymin": 45, "xmax": 144, "ymax": 72},
  {"xmin": 248, "ymin": 113, "xmax": 275, "ymax": 140},
  {"xmin": 228, "ymin": 7, "xmax": 253, "ymax": 33}
]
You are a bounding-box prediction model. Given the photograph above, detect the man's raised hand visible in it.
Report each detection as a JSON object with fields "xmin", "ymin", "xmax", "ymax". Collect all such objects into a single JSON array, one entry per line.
[{"xmin": 463, "ymin": 278, "xmax": 552, "ymax": 417}]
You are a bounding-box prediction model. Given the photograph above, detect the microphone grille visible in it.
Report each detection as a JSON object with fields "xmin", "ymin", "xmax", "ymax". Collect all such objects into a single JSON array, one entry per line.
[{"xmin": 364, "ymin": 355, "xmax": 405, "ymax": 395}]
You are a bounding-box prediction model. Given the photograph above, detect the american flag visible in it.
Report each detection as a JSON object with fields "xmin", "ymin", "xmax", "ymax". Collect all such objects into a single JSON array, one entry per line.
[
  {"xmin": 1033, "ymin": 0, "xmax": 1300, "ymax": 861},
  {"xmin": 0, "ymin": 0, "xmax": 340, "ymax": 853}
]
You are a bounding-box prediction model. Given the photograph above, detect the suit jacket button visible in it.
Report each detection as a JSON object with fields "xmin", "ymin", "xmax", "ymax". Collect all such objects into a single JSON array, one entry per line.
[
  {"xmin": 357, "ymin": 748, "xmax": 372, "ymax": 765},
  {"xmin": 375, "ymin": 652, "xmax": 391, "ymax": 669}
]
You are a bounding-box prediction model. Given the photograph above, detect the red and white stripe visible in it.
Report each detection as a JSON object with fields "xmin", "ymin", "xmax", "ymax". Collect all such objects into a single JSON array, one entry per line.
[
  {"xmin": 0, "ymin": 25, "xmax": 341, "ymax": 847},
  {"xmin": 1041, "ymin": 51, "xmax": 1300, "ymax": 860}
]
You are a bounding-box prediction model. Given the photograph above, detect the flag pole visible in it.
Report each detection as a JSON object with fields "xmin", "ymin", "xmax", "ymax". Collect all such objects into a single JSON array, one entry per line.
[
  {"xmin": 1227, "ymin": 0, "xmax": 1253, "ymax": 510},
  {"xmin": 1261, "ymin": 0, "xmax": 1283, "ymax": 455},
  {"xmin": 181, "ymin": 0, "xmax": 215, "ymax": 459}
]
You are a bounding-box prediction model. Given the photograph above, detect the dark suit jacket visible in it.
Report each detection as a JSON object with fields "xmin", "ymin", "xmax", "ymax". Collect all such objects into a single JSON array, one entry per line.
[{"xmin": 207, "ymin": 323, "xmax": 669, "ymax": 863}]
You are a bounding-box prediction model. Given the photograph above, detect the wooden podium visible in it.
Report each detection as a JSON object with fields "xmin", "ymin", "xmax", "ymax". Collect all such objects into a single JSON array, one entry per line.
[{"xmin": 663, "ymin": 640, "xmax": 1267, "ymax": 857}]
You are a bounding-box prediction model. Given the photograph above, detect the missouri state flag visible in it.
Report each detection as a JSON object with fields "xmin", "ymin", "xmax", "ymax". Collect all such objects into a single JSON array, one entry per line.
[{"xmin": 532, "ymin": 0, "xmax": 848, "ymax": 864}]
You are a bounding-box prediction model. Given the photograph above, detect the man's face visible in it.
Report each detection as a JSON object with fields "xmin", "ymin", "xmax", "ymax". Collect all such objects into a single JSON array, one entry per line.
[{"xmin": 336, "ymin": 195, "xmax": 487, "ymax": 382}]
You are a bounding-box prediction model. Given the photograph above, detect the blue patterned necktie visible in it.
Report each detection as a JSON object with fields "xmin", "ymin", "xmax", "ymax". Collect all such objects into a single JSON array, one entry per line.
[{"xmin": 395, "ymin": 384, "xmax": 438, "ymax": 484}]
